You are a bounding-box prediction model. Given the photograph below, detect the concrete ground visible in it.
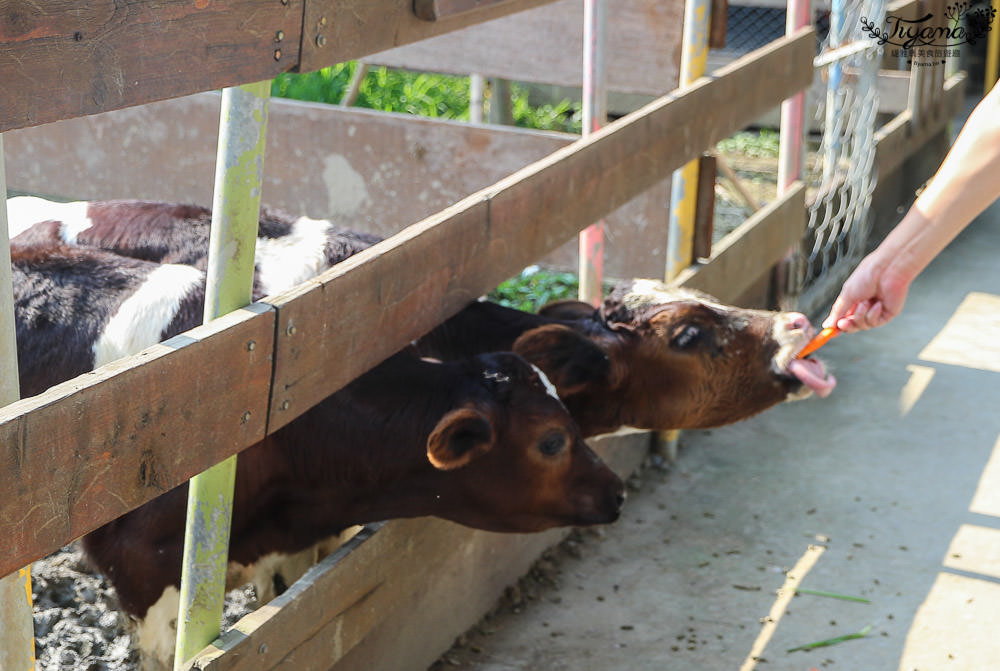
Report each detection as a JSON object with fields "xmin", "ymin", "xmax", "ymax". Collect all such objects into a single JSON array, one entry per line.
[{"xmin": 431, "ymin": 201, "xmax": 1000, "ymax": 669}]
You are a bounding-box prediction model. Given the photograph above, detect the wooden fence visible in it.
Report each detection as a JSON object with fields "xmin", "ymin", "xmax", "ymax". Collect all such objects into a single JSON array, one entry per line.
[{"xmin": 0, "ymin": 0, "xmax": 968, "ymax": 667}]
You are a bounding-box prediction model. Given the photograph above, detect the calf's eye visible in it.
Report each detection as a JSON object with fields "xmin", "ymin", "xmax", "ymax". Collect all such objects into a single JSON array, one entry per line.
[
  {"xmin": 538, "ymin": 432, "xmax": 567, "ymax": 457},
  {"xmin": 672, "ymin": 325, "xmax": 702, "ymax": 349}
]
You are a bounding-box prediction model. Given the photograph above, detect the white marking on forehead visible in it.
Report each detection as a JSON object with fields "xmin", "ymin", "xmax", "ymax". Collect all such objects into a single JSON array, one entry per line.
[
  {"xmin": 255, "ymin": 215, "xmax": 333, "ymax": 295},
  {"xmin": 530, "ymin": 364, "xmax": 562, "ymax": 402},
  {"xmin": 622, "ymin": 278, "xmax": 735, "ymax": 313},
  {"xmin": 93, "ymin": 263, "xmax": 204, "ymax": 367},
  {"xmin": 6, "ymin": 196, "xmax": 93, "ymax": 242}
]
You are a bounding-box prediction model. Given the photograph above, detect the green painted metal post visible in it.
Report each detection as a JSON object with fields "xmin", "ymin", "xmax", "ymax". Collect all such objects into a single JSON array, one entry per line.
[
  {"xmin": 173, "ymin": 81, "xmax": 270, "ymax": 671},
  {"xmin": 0, "ymin": 135, "xmax": 37, "ymax": 671}
]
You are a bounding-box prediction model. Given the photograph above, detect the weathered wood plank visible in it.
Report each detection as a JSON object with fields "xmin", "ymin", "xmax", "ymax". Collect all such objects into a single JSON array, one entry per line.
[
  {"xmin": 267, "ymin": 197, "xmax": 495, "ymax": 431},
  {"xmin": 0, "ymin": 0, "xmax": 302, "ymax": 133},
  {"xmin": 186, "ymin": 433, "xmax": 649, "ymax": 671},
  {"xmin": 5, "ymin": 94, "xmax": 669, "ymax": 279},
  {"xmin": 673, "ymin": 183, "xmax": 806, "ymax": 304},
  {"xmin": 0, "ymin": 0, "xmax": 563, "ymax": 133},
  {"xmin": 299, "ymin": 0, "xmax": 558, "ymax": 73},
  {"xmin": 486, "ymin": 29, "xmax": 815, "ymax": 274},
  {"xmin": 0, "ymin": 305, "xmax": 275, "ymax": 578},
  {"xmin": 266, "ymin": 29, "xmax": 816, "ymax": 432},
  {"xmin": 709, "ymin": 0, "xmax": 728, "ymax": 49},
  {"xmin": 365, "ymin": 0, "xmax": 682, "ymax": 95},
  {"xmin": 693, "ymin": 155, "xmax": 717, "ymax": 260}
]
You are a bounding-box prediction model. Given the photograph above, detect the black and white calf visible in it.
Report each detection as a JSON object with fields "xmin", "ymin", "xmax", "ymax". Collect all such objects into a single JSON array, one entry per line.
[{"xmin": 7, "ymin": 196, "xmax": 379, "ymax": 300}]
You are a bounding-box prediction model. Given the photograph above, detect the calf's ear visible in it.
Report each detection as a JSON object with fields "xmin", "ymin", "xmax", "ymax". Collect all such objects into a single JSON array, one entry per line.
[
  {"xmin": 513, "ymin": 324, "xmax": 610, "ymax": 395},
  {"xmin": 538, "ymin": 299, "xmax": 597, "ymax": 321},
  {"xmin": 427, "ymin": 408, "xmax": 495, "ymax": 470}
]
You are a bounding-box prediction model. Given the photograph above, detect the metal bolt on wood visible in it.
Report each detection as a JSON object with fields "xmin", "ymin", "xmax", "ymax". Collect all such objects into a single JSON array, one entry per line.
[
  {"xmin": 0, "ymin": 135, "xmax": 36, "ymax": 671},
  {"xmin": 173, "ymin": 80, "xmax": 270, "ymax": 671}
]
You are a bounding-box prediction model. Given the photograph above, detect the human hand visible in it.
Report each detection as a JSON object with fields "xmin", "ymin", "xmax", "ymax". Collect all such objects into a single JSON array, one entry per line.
[{"xmin": 822, "ymin": 252, "xmax": 911, "ymax": 332}]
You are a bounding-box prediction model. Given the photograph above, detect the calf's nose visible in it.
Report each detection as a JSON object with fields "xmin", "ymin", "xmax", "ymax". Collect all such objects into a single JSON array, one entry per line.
[{"xmin": 782, "ymin": 312, "xmax": 810, "ymax": 332}]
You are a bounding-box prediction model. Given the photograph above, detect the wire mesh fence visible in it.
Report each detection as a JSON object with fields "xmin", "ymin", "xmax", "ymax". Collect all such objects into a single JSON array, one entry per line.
[
  {"xmin": 714, "ymin": 3, "xmax": 883, "ymax": 315},
  {"xmin": 793, "ymin": 0, "xmax": 886, "ymax": 316}
]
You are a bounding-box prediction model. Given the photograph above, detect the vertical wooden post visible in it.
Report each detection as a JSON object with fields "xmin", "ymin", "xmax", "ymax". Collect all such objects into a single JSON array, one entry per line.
[
  {"xmin": 666, "ymin": 0, "xmax": 712, "ymax": 282},
  {"xmin": 578, "ymin": 0, "xmax": 607, "ymax": 306},
  {"xmin": 173, "ymin": 81, "xmax": 270, "ymax": 671},
  {"xmin": 986, "ymin": 0, "xmax": 999, "ymax": 94},
  {"xmin": 0, "ymin": 135, "xmax": 36, "ymax": 671}
]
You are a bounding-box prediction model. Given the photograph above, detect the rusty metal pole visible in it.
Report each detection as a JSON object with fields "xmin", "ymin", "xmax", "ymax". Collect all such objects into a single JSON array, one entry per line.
[
  {"xmin": 578, "ymin": 0, "xmax": 608, "ymax": 306},
  {"xmin": 173, "ymin": 81, "xmax": 270, "ymax": 670},
  {"xmin": 775, "ymin": 0, "xmax": 811, "ymax": 309},
  {"xmin": 0, "ymin": 135, "xmax": 37, "ymax": 671}
]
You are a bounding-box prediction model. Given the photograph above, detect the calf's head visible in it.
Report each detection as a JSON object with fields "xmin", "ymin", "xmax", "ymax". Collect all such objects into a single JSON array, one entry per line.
[
  {"xmin": 425, "ymin": 352, "xmax": 624, "ymax": 533},
  {"xmin": 513, "ymin": 280, "xmax": 835, "ymax": 434}
]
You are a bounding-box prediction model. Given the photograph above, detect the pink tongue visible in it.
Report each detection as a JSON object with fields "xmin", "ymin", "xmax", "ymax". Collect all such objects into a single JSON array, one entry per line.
[{"xmin": 787, "ymin": 359, "xmax": 836, "ymax": 398}]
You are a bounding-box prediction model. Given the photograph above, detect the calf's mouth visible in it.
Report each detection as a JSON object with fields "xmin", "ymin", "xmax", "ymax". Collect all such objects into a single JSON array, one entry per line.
[{"xmin": 771, "ymin": 320, "xmax": 837, "ymax": 399}]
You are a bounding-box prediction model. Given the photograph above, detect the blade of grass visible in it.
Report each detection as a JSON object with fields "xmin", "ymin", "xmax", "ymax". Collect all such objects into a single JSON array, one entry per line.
[
  {"xmin": 794, "ymin": 588, "xmax": 871, "ymax": 604},
  {"xmin": 786, "ymin": 624, "xmax": 873, "ymax": 653}
]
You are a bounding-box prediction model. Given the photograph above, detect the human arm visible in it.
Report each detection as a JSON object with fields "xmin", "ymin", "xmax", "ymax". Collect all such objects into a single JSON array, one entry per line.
[{"xmin": 824, "ymin": 81, "xmax": 1000, "ymax": 332}]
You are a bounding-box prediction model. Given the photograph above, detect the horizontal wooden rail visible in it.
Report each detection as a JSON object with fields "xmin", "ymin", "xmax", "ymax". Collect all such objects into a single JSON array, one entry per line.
[
  {"xmin": 0, "ymin": 0, "xmax": 557, "ymax": 133},
  {"xmin": 673, "ymin": 182, "xmax": 807, "ymax": 303},
  {"xmin": 266, "ymin": 28, "xmax": 816, "ymax": 431},
  {"xmin": 0, "ymin": 305, "xmax": 274, "ymax": 579},
  {"xmin": 0, "ymin": 28, "xmax": 815, "ymax": 577}
]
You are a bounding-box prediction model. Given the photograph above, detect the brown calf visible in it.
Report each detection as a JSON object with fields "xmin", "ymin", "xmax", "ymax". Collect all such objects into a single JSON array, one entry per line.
[{"xmin": 418, "ymin": 280, "xmax": 835, "ymax": 435}]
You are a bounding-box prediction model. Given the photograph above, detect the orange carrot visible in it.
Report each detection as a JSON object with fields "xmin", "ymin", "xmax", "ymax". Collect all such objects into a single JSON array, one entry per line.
[{"xmin": 796, "ymin": 327, "xmax": 841, "ymax": 358}]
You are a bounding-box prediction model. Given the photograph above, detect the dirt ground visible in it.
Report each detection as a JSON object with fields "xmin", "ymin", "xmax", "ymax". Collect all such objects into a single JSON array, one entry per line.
[
  {"xmin": 428, "ymin": 202, "xmax": 1000, "ymax": 671},
  {"xmin": 31, "ymin": 546, "xmax": 255, "ymax": 671}
]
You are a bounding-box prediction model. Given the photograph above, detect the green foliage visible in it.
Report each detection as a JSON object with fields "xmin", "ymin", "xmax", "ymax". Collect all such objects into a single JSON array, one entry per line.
[
  {"xmin": 271, "ymin": 63, "xmax": 354, "ymax": 104},
  {"xmin": 716, "ymin": 129, "xmax": 781, "ymax": 158},
  {"xmin": 271, "ymin": 64, "xmax": 581, "ymax": 132},
  {"xmin": 510, "ymin": 84, "xmax": 582, "ymax": 134},
  {"xmin": 488, "ymin": 266, "xmax": 581, "ymax": 313}
]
